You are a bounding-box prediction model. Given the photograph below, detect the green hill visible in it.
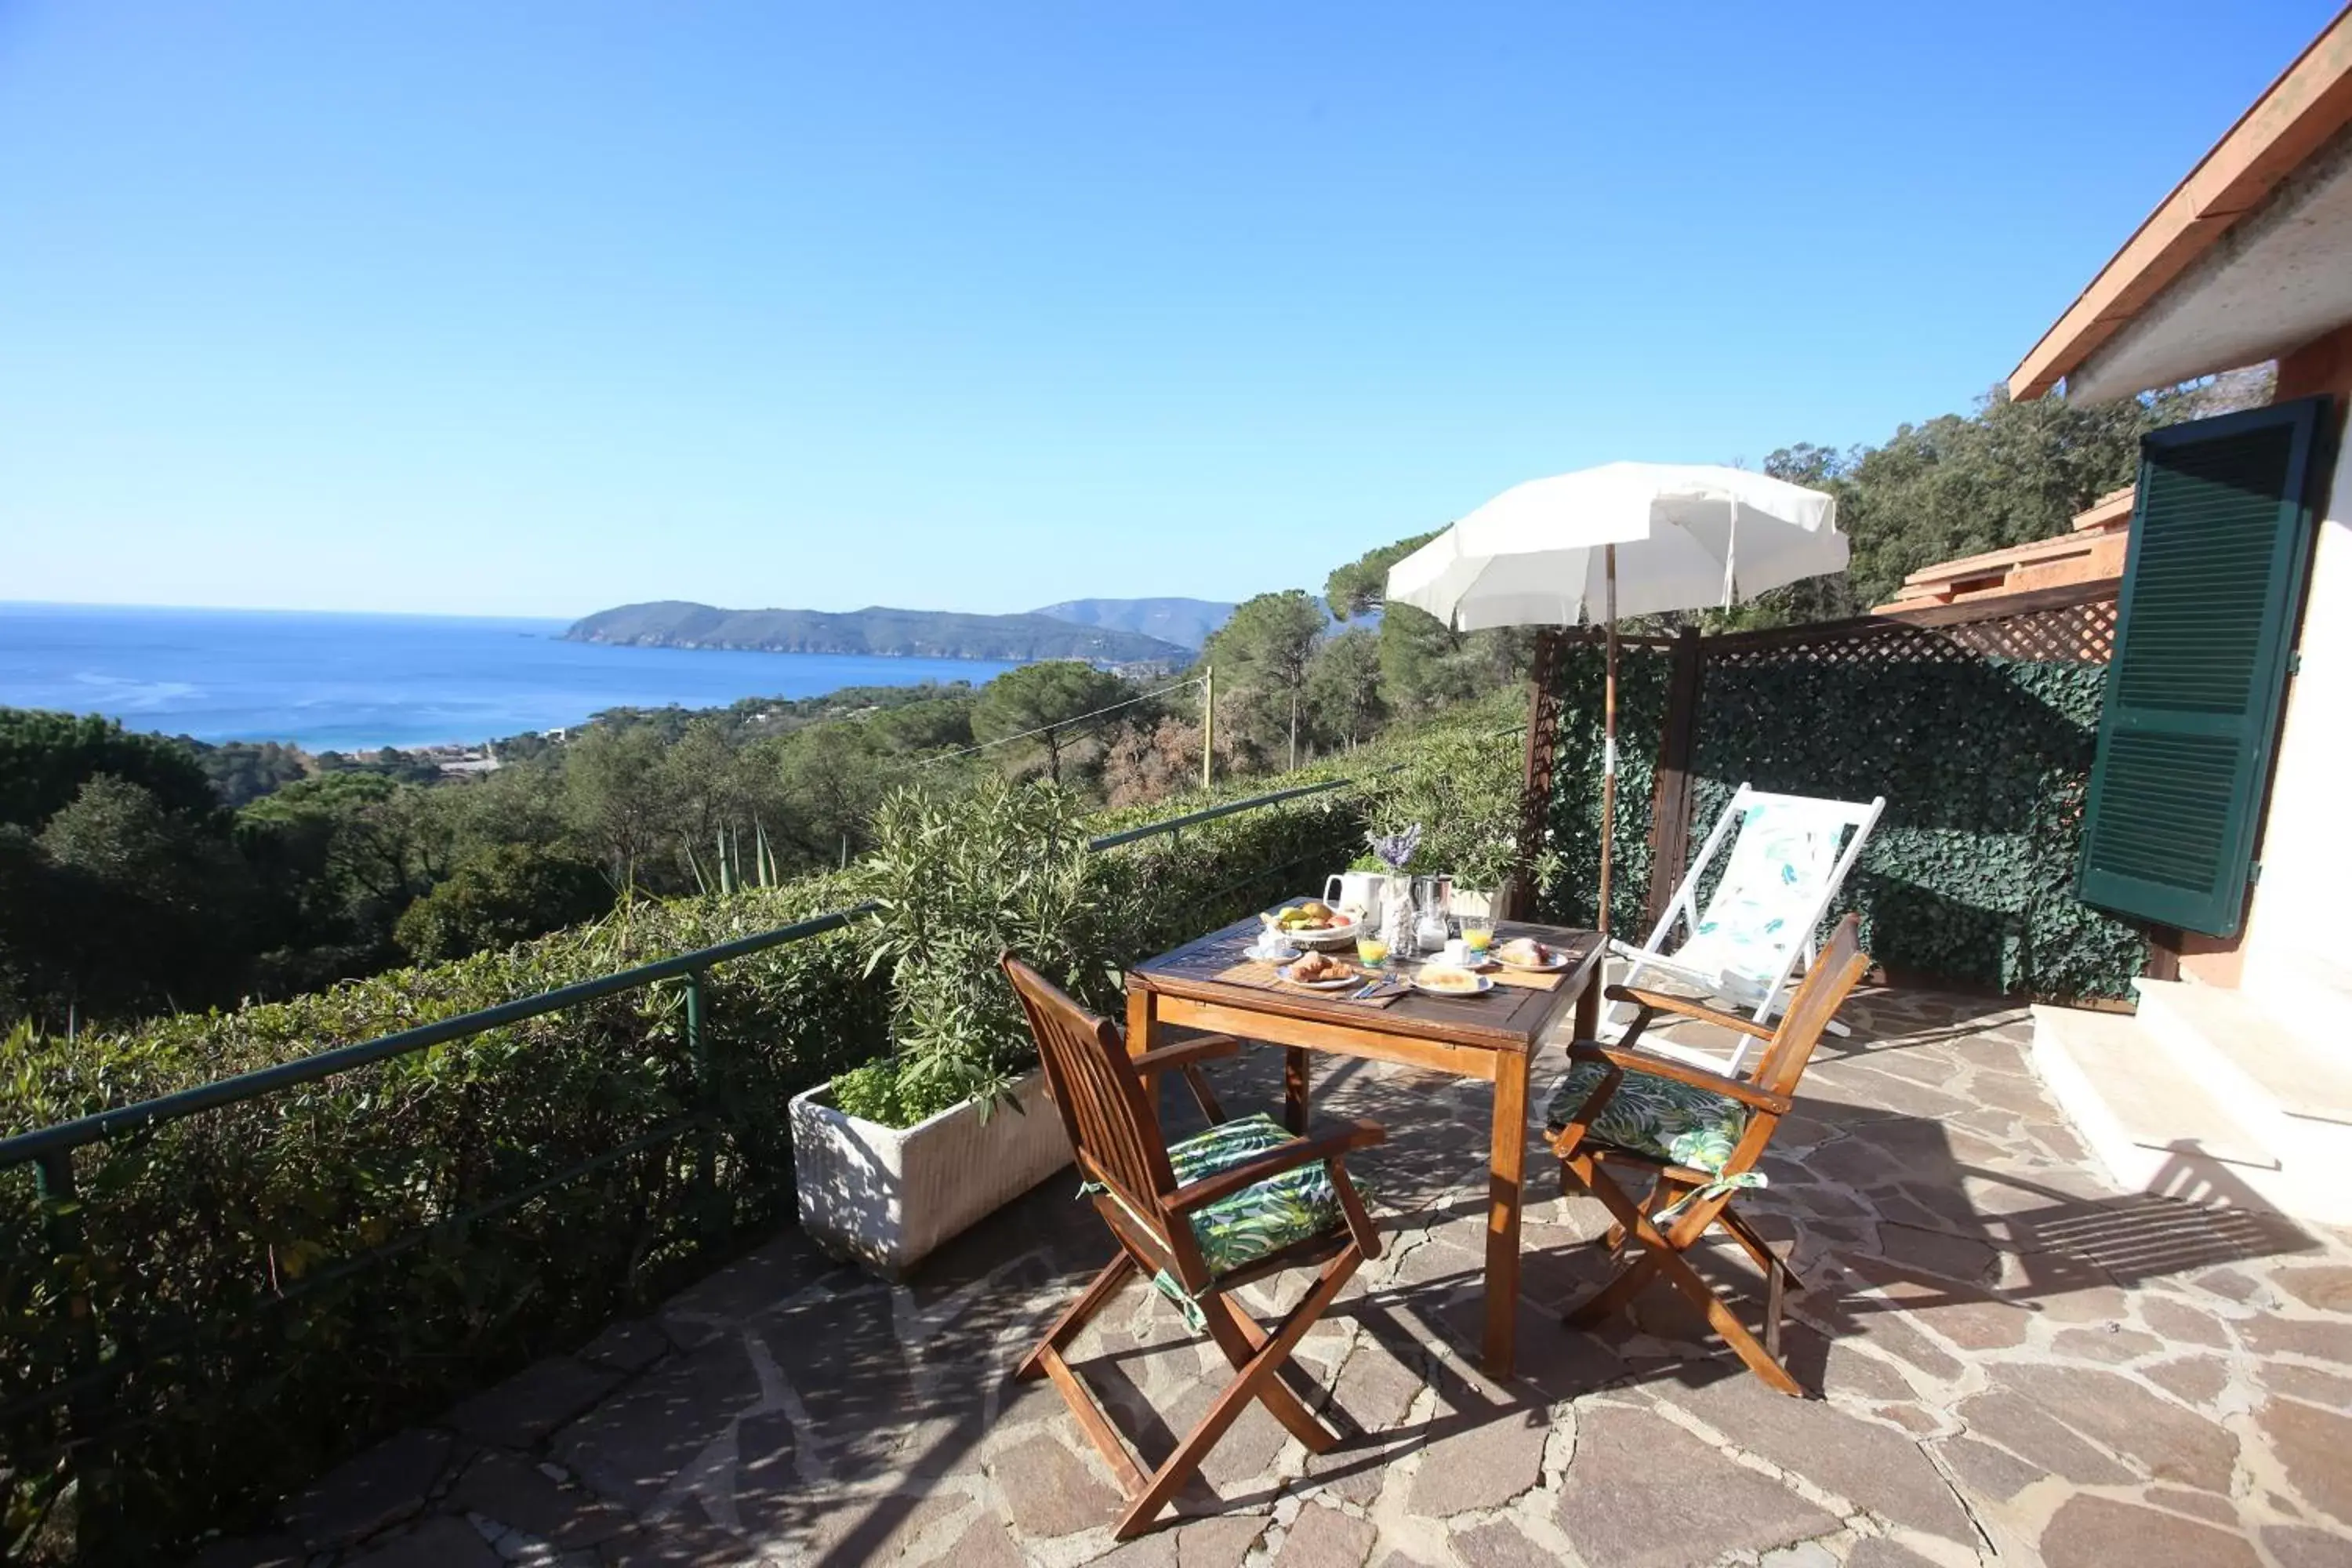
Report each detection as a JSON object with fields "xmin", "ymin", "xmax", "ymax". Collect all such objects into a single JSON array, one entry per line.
[{"xmin": 564, "ymin": 601, "xmax": 1192, "ymax": 663}]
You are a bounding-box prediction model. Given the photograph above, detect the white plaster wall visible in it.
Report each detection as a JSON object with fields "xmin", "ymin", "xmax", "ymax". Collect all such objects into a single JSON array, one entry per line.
[{"xmin": 2241, "ymin": 445, "xmax": 2352, "ymax": 993}]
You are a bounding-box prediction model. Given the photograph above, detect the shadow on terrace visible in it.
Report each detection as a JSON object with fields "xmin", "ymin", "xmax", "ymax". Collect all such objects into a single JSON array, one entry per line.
[{"xmin": 198, "ymin": 984, "xmax": 2352, "ymax": 1568}]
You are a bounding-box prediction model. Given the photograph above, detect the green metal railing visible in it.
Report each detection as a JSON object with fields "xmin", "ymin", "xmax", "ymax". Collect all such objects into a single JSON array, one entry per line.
[
  {"xmin": 0, "ymin": 773, "xmax": 1354, "ymax": 1178},
  {"xmin": 0, "ymin": 773, "xmax": 1359, "ymax": 1472}
]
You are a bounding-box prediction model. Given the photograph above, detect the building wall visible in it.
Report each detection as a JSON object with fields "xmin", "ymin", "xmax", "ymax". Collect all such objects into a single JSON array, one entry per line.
[{"xmin": 2225, "ymin": 346, "xmax": 2352, "ymax": 996}]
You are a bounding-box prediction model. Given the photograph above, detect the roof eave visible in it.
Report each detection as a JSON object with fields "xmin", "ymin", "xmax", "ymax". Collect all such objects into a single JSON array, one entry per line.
[{"xmin": 2009, "ymin": 4, "xmax": 2352, "ymax": 402}]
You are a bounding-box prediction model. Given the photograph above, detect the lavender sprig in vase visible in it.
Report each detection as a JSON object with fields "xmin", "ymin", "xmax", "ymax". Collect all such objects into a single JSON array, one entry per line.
[{"xmin": 1368, "ymin": 825, "xmax": 1421, "ymax": 957}]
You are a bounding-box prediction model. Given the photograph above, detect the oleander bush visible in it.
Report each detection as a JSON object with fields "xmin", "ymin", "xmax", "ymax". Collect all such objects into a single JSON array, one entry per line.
[
  {"xmin": 833, "ymin": 777, "xmax": 1120, "ymax": 1127},
  {"xmin": 1352, "ymin": 694, "xmax": 1550, "ymax": 898},
  {"xmin": 829, "ymin": 758, "xmax": 1382, "ymax": 1129}
]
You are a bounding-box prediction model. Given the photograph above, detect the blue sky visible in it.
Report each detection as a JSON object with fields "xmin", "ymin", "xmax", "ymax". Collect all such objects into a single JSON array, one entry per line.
[{"xmin": 1, "ymin": 2, "xmax": 2336, "ymax": 619}]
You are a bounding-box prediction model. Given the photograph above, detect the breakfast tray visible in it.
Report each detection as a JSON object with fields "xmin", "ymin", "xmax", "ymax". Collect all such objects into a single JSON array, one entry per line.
[
  {"xmin": 1487, "ymin": 963, "xmax": 1569, "ymax": 993},
  {"xmin": 1207, "ymin": 956, "xmax": 1565, "ymax": 1003},
  {"xmin": 1210, "ymin": 957, "xmax": 1406, "ymax": 1007}
]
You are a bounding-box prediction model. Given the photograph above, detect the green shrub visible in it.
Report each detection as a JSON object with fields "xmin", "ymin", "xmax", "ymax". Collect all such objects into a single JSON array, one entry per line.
[
  {"xmin": 0, "ymin": 878, "xmax": 886, "ymax": 1561},
  {"xmin": 1092, "ymin": 775, "xmax": 1367, "ymax": 962}
]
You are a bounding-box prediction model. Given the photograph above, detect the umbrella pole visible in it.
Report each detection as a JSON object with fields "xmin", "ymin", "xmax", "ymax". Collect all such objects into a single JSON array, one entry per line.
[{"xmin": 1597, "ymin": 543, "xmax": 1617, "ymax": 950}]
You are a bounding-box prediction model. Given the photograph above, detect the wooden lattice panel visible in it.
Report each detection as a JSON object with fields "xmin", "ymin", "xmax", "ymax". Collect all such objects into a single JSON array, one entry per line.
[
  {"xmin": 1707, "ymin": 597, "xmax": 2118, "ymax": 670},
  {"xmin": 1949, "ymin": 597, "xmax": 2117, "ymax": 663}
]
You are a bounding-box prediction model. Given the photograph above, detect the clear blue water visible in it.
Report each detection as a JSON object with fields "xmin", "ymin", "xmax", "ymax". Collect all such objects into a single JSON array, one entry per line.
[{"xmin": 0, "ymin": 603, "xmax": 1018, "ymax": 752}]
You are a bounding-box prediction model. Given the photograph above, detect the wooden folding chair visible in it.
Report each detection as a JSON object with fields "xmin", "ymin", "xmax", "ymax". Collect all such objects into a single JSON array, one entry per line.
[
  {"xmin": 1002, "ymin": 954, "xmax": 1385, "ymax": 1538},
  {"xmin": 1545, "ymin": 913, "xmax": 1869, "ymax": 1396}
]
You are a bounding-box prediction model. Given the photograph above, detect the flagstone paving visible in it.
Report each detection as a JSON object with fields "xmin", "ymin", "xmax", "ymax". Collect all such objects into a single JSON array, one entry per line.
[{"xmin": 193, "ymin": 989, "xmax": 2352, "ymax": 1567}]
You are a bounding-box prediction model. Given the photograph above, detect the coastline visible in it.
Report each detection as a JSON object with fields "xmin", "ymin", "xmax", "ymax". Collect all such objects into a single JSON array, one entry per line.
[{"xmin": 0, "ymin": 602, "xmax": 1026, "ymax": 755}]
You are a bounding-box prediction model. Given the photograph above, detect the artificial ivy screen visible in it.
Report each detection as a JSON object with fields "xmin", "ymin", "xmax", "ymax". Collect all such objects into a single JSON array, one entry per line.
[
  {"xmin": 1530, "ymin": 645, "xmax": 1671, "ymax": 938},
  {"xmin": 1533, "ymin": 641, "xmax": 2147, "ymax": 999}
]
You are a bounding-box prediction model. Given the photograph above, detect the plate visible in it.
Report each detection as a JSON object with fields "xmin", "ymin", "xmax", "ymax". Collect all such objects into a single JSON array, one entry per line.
[
  {"xmin": 1492, "ymin": 945, "xmax": 1569, "ymax": 971},
  {"xmin": 1279, "ymin": 961, "xmax": 1364, "ymax": 990},
  {"xmin": 1410, "ymin": 968, "xmax": 1495, "ymax": 996}
]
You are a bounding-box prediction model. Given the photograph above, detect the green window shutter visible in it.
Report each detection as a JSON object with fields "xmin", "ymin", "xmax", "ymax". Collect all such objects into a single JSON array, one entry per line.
[{"xmin": 2078, "ymin": 394, "xmax": 2336, "ymax": 936}]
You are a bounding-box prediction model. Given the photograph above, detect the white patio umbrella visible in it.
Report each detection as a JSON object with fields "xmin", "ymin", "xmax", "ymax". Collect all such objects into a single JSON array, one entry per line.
[{"xmin": 1385, "ymin": 462, "xmax": 1846, "ymax": 943}]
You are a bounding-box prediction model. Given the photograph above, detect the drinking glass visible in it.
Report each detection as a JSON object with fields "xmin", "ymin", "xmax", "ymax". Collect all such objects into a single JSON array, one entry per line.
[
  {"xmin": 1411, "ymin": 877, "xmax": 1450, "ymax": 955},
  {"xmin": 1355, "ymin": 932, "xmax": 1390, "ymax": 968},
  {"xmin": 1377, "ymin": 874, "xmax": 1414, "ymax": 955},
  {"xmin": 1461, "ymin": 917, "xmax": 1496, "ymax": 958}
]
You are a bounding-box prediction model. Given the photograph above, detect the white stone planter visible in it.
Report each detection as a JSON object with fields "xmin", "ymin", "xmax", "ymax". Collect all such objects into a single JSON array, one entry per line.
[
  {"xmin": 1451, "ymin": 886, "xmax": 1499, "ymax": 921},
  {"xmin": 789, "ymin": 1068, "xmax": 1072, "ymax": 1277}
]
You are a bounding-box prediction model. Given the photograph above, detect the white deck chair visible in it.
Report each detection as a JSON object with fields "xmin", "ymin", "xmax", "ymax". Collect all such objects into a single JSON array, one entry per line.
[{"xmin": 1606, "ymin": 785, "xmax": 1886, "ymax": 1074}]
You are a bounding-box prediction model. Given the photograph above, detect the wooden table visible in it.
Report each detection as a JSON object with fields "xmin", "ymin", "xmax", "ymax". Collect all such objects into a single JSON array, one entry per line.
[{"xmin": 1124, "ymin": 912, "xmax": 1606, "ymax": 1378}]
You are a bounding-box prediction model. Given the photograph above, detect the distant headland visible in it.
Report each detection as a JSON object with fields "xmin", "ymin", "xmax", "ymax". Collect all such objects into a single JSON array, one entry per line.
[{"xmin": 563, "ymin": 601, "xmax": 1213, "ymax": 663}]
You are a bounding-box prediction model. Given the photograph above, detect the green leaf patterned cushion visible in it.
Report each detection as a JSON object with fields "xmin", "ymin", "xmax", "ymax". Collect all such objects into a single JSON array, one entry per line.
[
  {"xmin": 1544, "ymin": 1059, "xmax": 1751, "ymax": 1178},
  {"xmin": 1168, "ymin": 1113, "xmax": 1345, "ymax": 1276}
]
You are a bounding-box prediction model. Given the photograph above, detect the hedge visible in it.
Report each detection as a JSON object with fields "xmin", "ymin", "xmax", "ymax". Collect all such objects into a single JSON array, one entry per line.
[
  {"xmin": 0, "ymin": 752, "xmax": 1395, "ymax": 1563},
  {"xmin": 1530, "ymin": 640, "xmax": 2147, "ymax": 999},
  {"xmin": 2, "ymin": 879, "xmax": 884, "ymax": 1562}
]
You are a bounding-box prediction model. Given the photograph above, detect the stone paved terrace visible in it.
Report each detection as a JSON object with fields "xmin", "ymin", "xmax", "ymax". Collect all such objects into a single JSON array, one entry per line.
[{"xmin": 195, "ymin": 989, "xmax": 2352, "ymax": 1568}]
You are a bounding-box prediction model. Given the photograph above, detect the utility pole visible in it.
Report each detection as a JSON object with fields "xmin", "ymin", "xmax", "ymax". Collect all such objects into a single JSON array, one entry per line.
[{"xmin": 1201, "ymin": 666, "xmax": 1214, "ymax": 790}]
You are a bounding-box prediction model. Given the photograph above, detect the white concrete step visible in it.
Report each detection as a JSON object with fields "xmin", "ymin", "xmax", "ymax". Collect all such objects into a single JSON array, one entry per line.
[
  {"xmin": 2241, "ymin": 949, "xmax": 2352, "ymax": 1070},
  {"xmin": 2131, "ymin": 977, "xmax": 2352, "ymax": 1129},
  {"xmin": 2028, "ymin": 1004, "xmax": 2277, "ymax": 1175},
  {"xmin": 2030, "ymin": 1003, "xmax": 2352, "ymax": 1228}
]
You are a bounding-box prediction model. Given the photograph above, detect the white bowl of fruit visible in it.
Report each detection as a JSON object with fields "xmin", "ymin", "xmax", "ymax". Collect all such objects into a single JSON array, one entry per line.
[{"xmin": 1260, "ymin": 899, "xmax": 1360, "ymax": 949}]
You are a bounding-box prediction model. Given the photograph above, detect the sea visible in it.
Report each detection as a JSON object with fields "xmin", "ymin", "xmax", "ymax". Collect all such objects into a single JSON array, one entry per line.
[{"xmin": 0, "ymin": 603, "xmax": 1019, "ymax": 753}]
